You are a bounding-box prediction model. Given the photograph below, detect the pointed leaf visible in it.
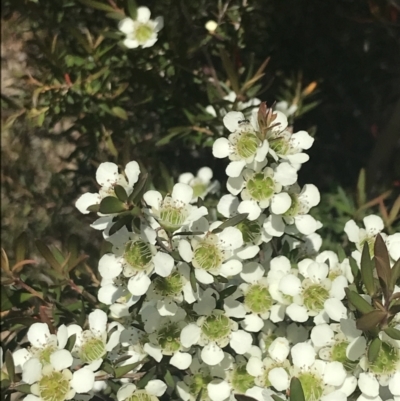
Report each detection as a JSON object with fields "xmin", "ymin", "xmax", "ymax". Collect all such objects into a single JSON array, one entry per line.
[
  {"xmin": 356, "ymin": 310, "xmax": 387, "ymax": 331},
  {"xmin": 114, "ymin": 185, "xmax": 128, "ymax": 202},
  {"xmin": 271, "ymin": 396, "xmax": 286, "ymax": 401},
  {"xmin": 357, "ymin": 168, "xmax": 366, "ymax": 207},
  {"xmin": 35, "ymin": 240, "xmax": 62, "ymax": 272},
  {"xmin": 164, "ymin": 369, "xmax": 175, "ymax": 388},
  {"xmin": 109, "ymin": 215, "xmax": 133, "ymax": 236},
  {"xmin": 78, "ymin": 0, "xmax": 115, "ymax": 12},
  {"xmin": 128, "ymin": 172, "xmax": 148, "ymax": 203},
  {"xmin": 112, "ymin": 106, "xmax": 128, "ymax": 120},
  {"xmin": 190, "ymin": 267, "xmax": 197, "ymax": 293},
  {"xmin": 14, "ymin": 232, "xmax": 28, "ymax": 263},
  {"xmin": 136, "ymin": 366, "xmax": 156, "ymax": 388},
  {"xmin": 349, "ymin": 256, "xmax": 360, "ymax": 281},
  {"xmin": 99, "ymin": 196, "xmax": 126, "ymax": 214},
  {"xmin": 368, "ymin": 337, "xmax": 381, "ymax": 363},
  {"xmin": 172, "ymin": 231, "xmax": 205, "ymax": 237},
  {"xmin": 219, "ymin": 286, "xmax": 237, "ymax": 300},
  {"xmin": 234, "ymin": 396, "xmax": 258, "ymax": 401},
  {"xmin": 219, "ymin": 49, "xmax": 240, "ymax": 94},
  {"xmin": 65, "ymin": 334, "xmax": 76, "ymax": 352},
  {"xmin": 384, "ymin": 327, "xmax": 400, "ymax": 340},
  {"xmin": 360, "ymin": 242, "xmax": 376, "ymax": 297},
  {"xmin": 290, "ymin": 377, "xmax": 305, "ymax": 401},
  {"xmin": 390, "ymin": 258, "xmax": 400, "ymax": 291},
  {"xmin": 5, "ymin": 350, "xmax": 15, "ymax": 382},
  {"xmin": 114, "ymin": 360, "xmax": 144, "ymax": 378},
  {"xmin": 212, "ymin": 213, "xmax": 249, "ymax": 234},
  {"xmin": 374, "ymin": 234, "xmax": 391, "ymax": 292},
  {"xmin": 345, "ymin": 288, "xmax": 374, "ymax": 314},
  {"xmin": 1, "ymin": 249, "xmax": 10, "ymax": 273},
  {"xmin": 126, "ymin": 0, "xmax": 137, "ymax": 19},
  {"xmin": 14, "ymin": 384, "xmax": 31, "ymax": 394}
]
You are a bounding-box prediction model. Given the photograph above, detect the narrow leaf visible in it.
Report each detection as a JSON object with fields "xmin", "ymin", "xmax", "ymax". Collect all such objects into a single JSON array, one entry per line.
[
  {"xmin": 14, "ymin": 232, "xmax": 28, "ymax": 263},
  {"xmin": 357, "ymin": 168, "xmax": 366, "ymax": 207},
  {"xmin": 35, "ymin": 240, "xmax": 62, "ymax": 272},
  {"xmin": 78, "ymin": 0, "xmax": 115, "ymax": 12},
  {"xmin": 65, "ymin": 334, "xmax": 76, "ymax": 352},
  {"xmin": 14, "ymin": 384, "xmax": 31, "ymax": 394},
  {"xmin": 172, "ymin": 231, "xmax": 204, "ymax": 237},
  {"xmin": 128, "ymin": 172, "xmax": 148, "ymax": 203},
  {"xmin": 368, "ymin": 337, "xmax": 381, "ymax": 363},
  {"xmin": 345, "ymin": 288, "xmax": 374, "ymax": 314},
  {"xmin": 360, "ymin": 242, "xmax": 376, "ymax": 297},
  {"xmin": 114, "ymin": 360, "xmax": 144, "ymax": 378},
  {"xmin": 99, "ymin": 196, "xmax": 126, "ymax": 214},
  {"xmin": 212, "ymin": 213, "xmax": 249, "ymax": 234},
  {"xmin": 112, "ymin": 106, "xmax": 128, "ymax": 120},
  {"xmin": 190, "ymin": 267, "xmax": 197, "ymax": 293},
  {"xmin": 390, "ymin": 258, "xmax": 400, "ymax": 291},
  {"xmin": 1, "ymin": 249, "xmax": 10, "ymax": 273},
  {"xmin": 164, "ymin": 369, "xmax": 175, "ymax": 388},
  {"xmin": 109, "ymin": 215, "xmax": 133, "ymax": 236},
  {"xmin": 114, "ymin": 185, "xmax": 128, "ymax": 202},
  {"xmin": 356, "ymin": 310, "xmax": 387, "ymax": 331},
  {"xmin": 126, "ymin": 0, "xmax": 137, "ymax": 18},
  {"xmin": 219, "ymin": 286, "xmax": 237, "ymax": 300},
  {"xmin": 136, "ymin": 366, "xmax": 156, "ymax": 388},
  {"xmin": 384, "ymin": 327, "xmax": 400, "ymax": 340},
  {"xmin": 5, "ymin": 350, "xmax": 15, "ymax": 382},
  {"xmin": 290, "ymin": 377, "xmax": 306, "ymax": 401},
  {"xmin": 219, "ymin": 49, "xmax": 240, "ymax": 94}
]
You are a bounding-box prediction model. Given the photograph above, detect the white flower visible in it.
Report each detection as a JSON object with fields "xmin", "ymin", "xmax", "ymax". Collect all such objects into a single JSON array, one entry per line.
[
  {"xmin": 144, "ymin": 183, "xmax": 208, "ymax": 231},
  {"xmin": 179, "ymin": 167, "xmax": 219, "ymax": 202},
  {"xmin": 13, "ymin": 323, "xmax": 69, "ymax": 372},
  {"xmin": 205, "ymin": 20, "xmax": 218, "ymax": 33},
  {"xmin": 213, "ymin": 111, "xmax": 269, "ymax": 178},
  {"xmin": 178, "ymin": 218, "xmax": 243, "ymax": 282},
  {"xmin": 75, "ymin": 161, "xmax": 140, "ymax": 215},
  {"xmin": 22, "ymin": 350, "xmax": 94, "ymax": 401},
  {"xmin": 117, "ymin": 380, "xmax": 167, "ymax": 401},
  {"xmin": 118, "ymin": 7, "xmax": 163, "ymax": 49},
  {"xmin": 275, "ymin": 101, "xmax": 298, "ymax": 117}
]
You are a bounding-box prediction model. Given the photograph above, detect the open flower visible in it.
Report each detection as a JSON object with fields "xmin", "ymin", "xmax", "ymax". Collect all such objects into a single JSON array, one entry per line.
[
  {"xmin": 118, "ymin": 7, "xmax": 163, "ymax": 49},
  {"xmin": 178, "ymin": 167, "xmax": 219, "ymax": 202},
  {"xmin": 117, "ymin": 381, "xmax": 167, "ymax": 401}
]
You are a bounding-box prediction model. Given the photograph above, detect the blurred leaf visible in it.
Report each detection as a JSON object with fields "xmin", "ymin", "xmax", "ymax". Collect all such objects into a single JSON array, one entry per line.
[
  {"xmin": 114, "ymin": 360, "xmax": 143, "ymax": 378},
  {"xmin": 35, "ymin": 240, "xmax": 62, "ymax": 272},
  {"xmin": 136, "ymin": 366, "xmax": 156, "ymax": 388},
  {"xmin": 290, "ymin": 377, "xmax": 305, "ymax": 401},
  {"xmin": 368, "ymin": 337, "xmax": 381, "ymax": 363},
  {"xmin": 356, "ymin": 310, "xmax": 387, "ymax": 331},
  {"xmin": 384, "ymin": 327, "xmax": 400, "ymax": 340},
  {"xmin": 345, "ymin": 288, "xmax": 374, "ymax": 314},
  {"xmin": 14, "ymin": 232, "xmax": 28, "ymax": 263},
  {"xmin": 360, "ymin": 242, "xmax": 375, "ymax": 297},
  {"xmin": 164, "ymin": 369, "xmax": 175, "ymax": 388},
  {"xmin": 5, "ymin": 350, "xmax": 15, "ymax": 382},
  {"xmin": 78, "ymin": 0, "xmax": 115, "ymax": 12},
  {"xmin": 14, "ymin": 383, "xmax": 31, "ymax": 394},
  {"xmin": 112, "ymin": 106, "xmax": 128, "ymax": 120},
  {"xmin": 1, "ymin": 249, "xmax": 10, "ymax": 273},
  {"xmin": 173, "ymin": 231, "xmax": 204, "ymax": 236},
  {"xmin": 196, "ymin": 389, "xmax": 203, "ymax": 401},
  {"xmin": 357, "ymin": 169, "xmax": 366, "ymax": 207},
  {"xmin": 271, "ymin": 396, "xmax": 286, "ymax": 401},
  {"xmin": 212, "ymin": 213, "xmax": 249, "ymax": 234},
  {"xmin": 220, "ymin": 49, "xmax": 240, "ymax": 94},
  {"xmin": 1, "ymin": 291, "xmax": 13, "ymax": 311},
  {"xmin": 156, "ymin": 127, "xmax": 189, "ymax": 146},
  {"xmin": 126, "ymin": 0, "xmax": 137, "ymax": 19},
  {"xmin": 99, "ymin": 196, "xmax": 127, "ymax": 214},
  {"xmin": 65, "ymin": 334, "xmax": 76, "ymax": 352},
  {"xmin": 388, "ymin": 196, "xmax": 400, "ymax": 225}
]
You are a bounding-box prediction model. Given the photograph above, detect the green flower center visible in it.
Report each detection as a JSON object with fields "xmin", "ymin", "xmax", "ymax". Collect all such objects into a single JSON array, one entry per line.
[
  {"xmin": 270, "ymin": 137, "xmax": 289, "ymax": 155},
  {"xmin": 369, "ymin": 342, "xmax": 399, "ymax": 375},
  {"xmin": 232, "ymin": 364, "xmax": 255, "ymax": 393},
  {"xmin": 331, "ymin": 341, "xmax": 356, "ymax": 371},
  {"xmin": 80, "ymin": 336, "xmax": 106, "ymax": 363},
  {"xmin": 189, "ymin": 373, "xmax": 212, "ymax": 400},
  {"xmin": 192, "ymin": 183, "xmax": 207, "ymax": 198},
  {"xmin": 38, "ymin": 371, "xmax": 70, "ymax": 401},
  {"xmin": 237, "ymin": 220, "xmax": 261, "ymax": 243},
  {"xmin": 124, "ymin": 240, "xmax": 153, "ymax": 271},
  {"xmin": 360, "ymin": 236, "xmax": 375, "ymax": 257},
  {"xmin": 159, "ymin": 202, "xmax": 188, "ymax": 230},
  {"xmin": 284, "ymin": 193, "xmax": 299, "ymax": 217},
  {"xmin": 297, "ymin": 372, "xmax": 324, "ymax": 401},
  {"xmin": 157, "ymin": 323, "xmax": 181, "ymax": 353},
  {"xmin": 235, "ymin": 132, "xmax": 259, "ymax": 160},
  {"xmin": 303, "ymin": 284, "xmax": 329, "ymax": 312},
  {"xmin": 244, "ymin": 284, "xmax": 273, "ymax": 314},
  {"xmin": 135, "ymin": 24, "xmax": 154, "ymax": 44},
  {"xmin": 33, "ymin": 345, "xmax": 57, "ymax": 365},
  {"xmin": 153, "ymin": 272, "xmax": 183, "ymax": 297},
  {"xmin": 246, "ymin": 174, "xmax": 274, "ymax": 202},
  {"xmin": 126, "ymin": 390, "xmax": 159, "ymax": 401},
  {"xmin": 201, "ymin": 313, "xmax": 231, "ymax": 340},
  {"xmin": 193, "ymin": 241, "xmax": 224, "ymax": 271}
]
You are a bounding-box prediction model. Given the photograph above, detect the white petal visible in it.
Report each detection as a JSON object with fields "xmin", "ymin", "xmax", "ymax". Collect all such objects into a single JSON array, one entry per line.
[
  {"xmin": 143, "ymin": 190, "xmax": 162, "ymax": 209},
  {"xmin": 269, "ymin": 304, "xmax": 286, "ymax": 323},
  {"xmin": 90, "ymin": 216, "xmax": 113, "ymax": 231},
  {"xmin": 201, "ymin": 342, "xmax": 224, "ymax": 365},
  {"xmin": 223, "ymin": 111, "xmax": 245, "ymax": 132},
  {"xmin": 311, "ymin": 324, "xmax": 334, "ymax": 348},
  {"xmin": 154, "ymin": 252, "xmax": 174, "ymax": 277},
  {"xmin": 75, "ymin": 193, "xmax": 100, "ymax": 214},
  {"xmin": 226, "ymin": 176, "xmax": 245, "ymax": 195},
  {"xmin": 278, "ymin": 274, "xmax": 302, "ymax": 296},
  {"xmin": 268, "ymin": 337, "xmax": 290, "ymax": 362},
  {"xmin": 240, "ymin": 262, "xmax": 264, "ymax": 282},
  {"xmin": 363, "ymin": 215, "xmax": 384, "ymax": 235},
  {"xmin": 212, "ymin": 137, "xmax": 230, "ymax": 158},
  {"xmin": 28, "ymin": 323, "xmax": 50, "ymax": 348},
  {"xmin": 118, "ymin": 18, "xmax": 135, "ymax": 34},
  {"xmin": 22, "ymin": 358, "xmax": 42, "ymax": 384},
  {"xmin": 98, "ymin": 253, "xmax": 122, "ymax": 279},
  {"xmin": 270, "ymin": 192, "xmax": 291, "ymax": 215},
  {"xmin": 219, "ymin": 227, "xmax": 243, "ymax": 249},
  {"xmin": 98, "ymin": 283, "xmax": 120, "ymax": 305},
  {"xmin": 220, "ymin": 259, "xmax": 243, "ymax": 276},
  {"xmin": 178, "ymin": 239, "xmax": 193, "ymax": 263},
  {"xmin": 307, "ymin": 262, "xmax": 328, "ymax": 282},
  {"xmin": 172, "ymin": 183, "xmax": 193, "ymax": 204},
  {"xmin": 71, "ymin": 367, "xmax": 95, "ymax": 393},
  {"xmin": 300, "ymin": 184, "xmax": 320, "ymax": 208},
  {"xmin": 50, "ymin": 349, "xmax": 73, "ymax": 370},
  {"xmin": 96, "ymin": 162, "xmax": 118, "ymax": 187},
  {"xmin": 143, "ymin": 343, "xmax": 163, "ymax": 362},
  {"xmin": 207, "ymin": 379, "xmax": 231, "ymax": 401},
  {"xmin": 145, "ymin": 379, "xmax": 167, "ymax": 397},
  {"xmin": 321, "ymin": 391, "xmax": 347, "ymax": 401},
  {"xmin": 230, "ymin": 330, "xmax": 252, "ymax": 354},
  {"xmin": 254, "ymin": 140, "xmax": 269, "ymax": 162},
  {"xmin": 270, "ymin": 111, "xmax": 288, "ymax": 133},
  {"xmin": 178, "ymin": 172, "xmax": 194, "ymax": 185},
  {"xmin": 346, "ymin": 336, "xmax": 366, "ymax": 361},
  {"xmin": 217, "ymin": 194, "xmax": 239, "ymax": 218},
  {"xmin": 263, "ymin": 215, "xmax": 285, "ymax": 237},
  {"xmin": 286, "ymin": 304, "xmax": 309, "ymax": 322},
  {"xmin": 154, "ymin": 16, "xmax": 164, "ymax": 31},
  {"xmin": 127, "ymin": 272, "xmax": 151, "ymax": 296},
  {"xmin": 13, "ymin": 349, "xmax": 31, "ymax": 372},
  {"xmin": 123, "ymin": 38, "xmax": 139, "ymax": 48},
  {"xmin": 197, "ymin": 167, "xmax": 213, "ymax": 183},
  {"xmin": 117, "ymin": 384, "xmax": 137, "ymax": 401},
  {"xmin": 241, "ymin": 314, "xmax": 264, "ymax": 332},
  {"xmin": 274, "ymin": 162, "xmax": 297, "ymax": 186},
  {"xmin": 294, "ymin": 214, "xmax": 318, "ymax": 235},
  {"xmin": 56, "ymin": 325, "xmax": 69, "ymax": 349},
  {"xmin": 170, "ymin": 352, "xmax": 192, "ymax": 370},
  {"xmin": 291, "ymin": 342, "xmax": 316, "ymax": 368},
  {"xmin": 224, "ymin": 298, "xmax": 247, "ymax": 318},
  {"xmin": 238, "ymin": 200, "xmax": 261, "ymax": 220},
  {"xmin": 124, "ymin": 161, "xmax": 140, "ymax": 187},
  {"xmin": 226, "ymin": 160, "xmax": 246, "ymax": 178},
  {"xmin": 324, "ymin": 361, "xmax": 346, "ymax": 386},
  {"xmin": 195, "ymin": 269, "xmax": 214, "ymax": 284},
  {"xmin": 136, "ymin": 6, "xmax": 151, "ymax": 23},
  {"xmin": 236, "ymin": 245, "xmax": 259, "ymax": 260},
  {"xmin": 344, "ymin": 220, "xmax": 360, "ymax": 243},
  {"xmin": 358, "ymin": 372, "xmax": 379, "ymax": 397},
  {"xmin": 291, "ymin": 130, "xmax": 314, "ymax": 150},
  {"xmin": 246, "ymin": 356, "xmax": 263, "ymax": 376},
  {"xmin": 157, "ymin": 299, "xmax": 178, "ymax": 316},
  {"xmin": 89, "ymin": 309, "xmax": 107, "ymax": 335},
  {"xmin": 180, "ymin": 324, "xmax": 201, "ymax": 348},
  {"xmin": 389, "ymin": 372, "xmax": 400, "ymax": 396},
  {"xmin": 268, "ymin": 367, "xmax": 289, "ymax": 391},
  {"xmin": 24, "ymin": 396, "xmax": 40, "ymax": 401},
  {"xmin": 324, "ymin": 298, "xmax": 347, "ymax": 321}
]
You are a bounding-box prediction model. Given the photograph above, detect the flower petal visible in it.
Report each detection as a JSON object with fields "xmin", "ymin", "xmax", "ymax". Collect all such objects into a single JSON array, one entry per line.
[
  {"xmin": 136, "ymin": 6, "xmax": 151, "ymax": 23},
  {"xmin": 170, "ymin": 352, "xmax": 192, "ymax": 370},
  {"xmin": 71, "ymin": 367, "xmax": 95, "ymax": 393},
  {"xmin": 230, "ymin": 330, "xmax": 252, "ymax": 354},
  {"xmin": 223, "ymin": 111, "xmax": 245, "ymax": 132},
  {"xmin": 96, "ymin": 162, "xmax": 118, "ymax": 187},
  {"xmin": 75, "ymin": 193, "xmax": 100, "ymax": 214},
  {"xmin": 212, "ymin": 138, "xmax": 230, "ymax": 158},
  {"xmin": 118, "ymin": 18, "xmax": 135, "ymax": 34},
  {"xmin": 28, "ymin": 323, "xmax": 50, "ymax": 348},
  {"xmin": 127, "ymin": 272, "xmax": 151, "ymax": 296},
  {"xmin": 143, "ymin": 190, "xmax": 162, "ymax": 210},
  {"xmin": 201, "ymin": 342, "xmax": 224, "ymax": 365},
  {"xmin": 89, "ymin": 309, "xmax": 107, "ymax": 335},
  {"xmin": 180, "ymin": 324, "xmax": 201, "ymax": 348},
  {"xmin": 172, "ymin": 183, "xmax": 193, "ymax": 204},
  {"xmin": 98, "ymin": 253, "xmax": 122, "ymax": 279},
  {"xmin": 270, "ymin": 192, "xmax": 291, "ymax": 215},
  {"xmin": 124, "ymin": 161, "xmax": 140, "ymax": 187},
  {"xmin": 154, "ymin": 252, "xmax": 174, "ymax": 277},
  {"xmin": 226, "ymin": 160, "xmax": 246, "ymax": 178},
  {"xmin": 50, "ymin": 349, "xmax": 73, "ymax": 370}
]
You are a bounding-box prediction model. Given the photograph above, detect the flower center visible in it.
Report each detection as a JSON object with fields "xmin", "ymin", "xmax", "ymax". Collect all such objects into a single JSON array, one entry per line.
[
  {"xmin": 189, "ymin": 373, "xmax": 212, "ymax": 400},
  {"xmin": 237, "ymin": 220, "xmax": 261, "ymax": 243},
  {"xmin": 32, "ymin": 345, "xmax": 58, "ymax": 365},
  {"xmin": 135, "ymin": 24, "xmax": 153, "ymax": 44},
  {"xmin": 153, "ymin": 272, "xmax": 183, "ymax": 297},
  {"xmin": 80, "ymin": 335, "xmax": 106, "ymax": 363},
  {"xmin": 201, "ymin": 313, "xmax": 231, "ymax": 341},
  {"xmin": 331, "ymin": 341, "xmax": 356, "ymax": 371},
  {"xmin": 360, "ymin": 236, "xmax": 375, "ymax": 257},
  {"xmin": 369, "ymin": 342, "xmax": 399, "ymax": 375},
  {"xmin": 297, "ymin": 372, "xmax": 324, "ymax": 401},
  {"xmin": 303, "ymin": 284, "xmax": 329, "ymax": 312},
  {"xmin": 38, "ymin": 371, "xmax": 70, "ymax": 401},
  {"xmin": 246, "ymin": 174, "xmax": 275, "ymax": 202},
  {"xmin": 126, "ymin": 390, "xmax": 159, "ymax": 401},
  {"xmin": 193, "ymin": 241, "xmax": 224, "ymax": 271},
  {"xmin": 270, "ymin": 137, "xmax": 289, "ymax": 155},
  {"xmin": 157, "ymin": 323, "xmax": 181, "ymax": 354},
  {"xmin": 124, "ymin": 240, "xmax": 153, "ymax": 272},
  {"xmin": 192, "ymin": 182, "xmax": 207, "ymax": 199},
  {"xmin": 235, "ymin": 132, "xmax": 259, "ymax": 160},
  {"xmin": 244, "ymin": 284, "xmax": 273, "ymax": 314},
  {"xmin": 284, "ymin": 193, "xmax": 299, "ymax": 217},
  {"xmin": 232, "ymin": 364, "xmax": 255, "ymax": 393},
  {"xmin": 159, "ymin": 199, "xmax": 188, "ymax": 230}
]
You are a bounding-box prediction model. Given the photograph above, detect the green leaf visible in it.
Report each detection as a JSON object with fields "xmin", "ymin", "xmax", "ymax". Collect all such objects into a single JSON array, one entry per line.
[
  {"xmin": 35, "ymin": 240, "xmax": 62, "ymax": 272},
  {"xmin": 290, "ymin": 377, "xmax": 305, "ymax": 401},
  {"xmin": 5, "ymin": 350, "xmax": 15, "ymax": 382},
  {"xmin": 337, "ymin": 246, "xmax": 346, "ymax": 263},
  {"xmin": 78, "ymin": 0, "xmax": 115, "ymax": 12},
  {"xmin": 128, "ymin": 172, "xmax": 148, "ymax": 203},
  {"xmin": 112, "ymin": 106, "xmax": 128, "ymax": 120},
  {"xmin": 87, "ymin": 204, "xmax": 100, "ymax": 213},
  {"xmin": 368, "ymin": 337, "xmax": 381, "ymax": 363},
  {"xmin": 126, "ymin": 0, "xmax": 137, "ymax": 19},
  {"xmin": 99, "ymin": 196, "xmax": 126, "ymax": 214},
  {"xmin": 212, "ymin": 213, "xmax": 249, "ymax": 234},
  {"xmin": 219, "ymin": 49, "xmax": 240, "ymax": 94},
  {"xmin": 360, "ymin": 242, "xmax": 375, "ymax": 297},
  {"xmin": 156, "ymin": 127, "xmax": 189, "ymax": 146},
  {"xmin": 114, "ymin": 360, "xmax": 144, "ymax": 378},
  {"xmin": 164, "ymin": 369, "xmax": 175, "ymax": 388},
  {"xmin": 105, "ymin": 11, "xmax": 126, "ymax": 20},
  {"xmin": 357, "ymin": 168, "xmax": 366, "ymax": 207},
  {"xmin": 390, "ymin": 258, "xmax": 400, "ymax": 291},
  {"xmin": 109, "ymin": 215, "xmax": 133, "ymax": 236},
  {"xmin": 219, "ymin": 286, "xmax": 237, "ymax": 300},
  {"xmin": 65, "ymin": 334, "xmax": 76, "ymax": 352},
  {"xmin": 271, "ymin": 396, "xmax": 286, "ymax": 401},
  {"xmin": 349, "ymin": 256, "xmax": 360, "ymax": 281},
  {"xmin": 356, "ymin": 310, "xmax": 387, "ymax": 331},
  {"xmin": 14, "ymin": 232, "xmax": 28, "ymax": 263},
  {"xmin": 114, "ymin": 185, "xmax": 128, "ymax": 202},
  {"xmin": 190, "ymin": 266, "xmax": 197, "ymax": 293},
  {"xmin": 137, "ymin": 366, "xmax": 156, "ymax": 388},
  {"xmin": 14, "ymin": 383, "xmax": 31, "ymax": 394},
  {"xmin": 172, "ymin": 231, "xmax": 204, "ymax": 237},
  {"xmin": 384, "ymin": 327, "xmax": 400, "ymax": 340},
  {"xmin": 345, "ymin": 288, "xmax": 374, "ymax": 314}
]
